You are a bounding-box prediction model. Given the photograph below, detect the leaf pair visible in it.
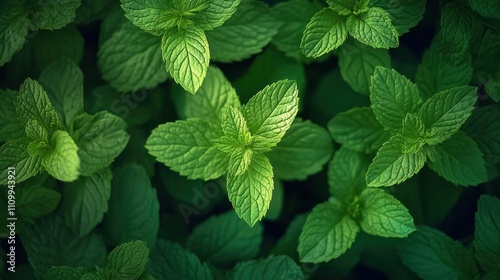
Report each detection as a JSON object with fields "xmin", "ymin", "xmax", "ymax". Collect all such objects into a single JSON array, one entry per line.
[
  {"xmin": 146, "ymin": 67, "xmax": 300, "ymax": 226},
  {"xmin": 329, "ymin": 66, "xmax": 486, "ymax": 187},
  {"xmin": 0, "ymin": 59, "xmax": 129, "ymax": 184},
  {"xmin": 120, "ymin": 0, "xmax": 240, "ymax": 93},
  {"xmin": 301, "ymin": 0, "xmax": 399, "ymax": 58},
  {"xmin": 298, "ymin": 147, "xmax": 416, "ymax": 263}
]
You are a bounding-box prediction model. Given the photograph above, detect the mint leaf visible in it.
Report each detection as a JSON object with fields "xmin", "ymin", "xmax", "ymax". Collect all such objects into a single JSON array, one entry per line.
[
  {"xmin": 426, "ymin": 132, "xmax": 487, "ymax": 186},
  {"xmin": 485, "ymin": 70, "xmax": 500, "ymax": 102},
  {"xmin": 39, "ymin": 59, "xmax": 84, "ymax": 127},
  {"xmin": 42, "ymin": 130, "xmax": 80, "ymax": 182},
  {"xmin": 463, "ymin": 105, "xmax": 500, "ymax": 164},
  {"xmin": 0, "ymin": 89, "xmax": 24, "ymax": 141},
  {"xmin": 44, "ymin": 267, "xmax": 87, "ymax": 280},
  {"xmin": 328, "ymin": 0, "xmax": 369, "ymax": 16},
  {"xmin": 338, "ymin": 40, "xmax": 391, "ymax": 95},
  {"xmin": 105, "ymin": 241, "xmax": 149, "ymax": 280},
  {"xmin": 120, "ymin": 0, "xmax": 173, "ymax": 36},
  {"xmin": 370, "ymin": 66, "xmax": 422, "ymax": 132},
  {"xmin": 104, "ymin": 163, "xmax": 159, "ymax": 249},
  {"xmin": 227, "ymin": 153, "xmax": 273, "ymax": 227},
  {"xmin": 228, "ymin": 255, "xmax": 303, "ymax": 280},
  {"xmin": 267, "ymin": 119, "xmax": 333, "ymax": 181},
  {"xmin": 242, "ymin": 80, "xmax": 299, "ymax": 148},
  {"xmin": 272, "ymin": 0, "xmax": 322, "ymax": 61},
  {"xmin": 399, "ymin": 226, "xmax": 479, "ymax": 280},
  {"xmin": 173, "ymin": 66, "xmax": 240, "ymax": 123},
  {"xmin": 98, "ymin": 21, "xmax": 168, "ymax": 93},
  {"xmin": 418, "ymin": 86, "xmax": 477, "ymax": 144},
  {"xmin": 149, "ymin": 240, "xmax": 214, "ymax": 280},
  {"xmin": 469, "ymin": 0, "xmax": 500, "ymax": 19},
  {"xmin": 30, "ymin": 0, "xmax": 81, "ymax": 30},
  {"xmin": 370, "ymin": 0, "xmax": 425, "ymax": 35},
  {"xmin": 186, "ymin": 210, "xmax": 263, "ymax": 266},
  {"xmin": 206, "ymin": 0, "xmax": 276, "ymax": 62},
  {"xmin": 299, "ymin": 200, "xmax": 359, "ymax": 262},
  {"xmin": 71, "ymin": 112, "xmax": 129, "ymax": 176},
  {"xmin": 0, "ymin": 138, "xmax": 43, "ymax": 185},
  {"xmin": 474, "ymin": 195, "xmax": 500, "ymax": 272},
  {"xmin": 301, "ymin": 8, "xmax": 348, "ymax": 58},
  {"xmin": 416, "ymin": 40, "xmax": 473, "ymax": 100},
  {"xmin": 220, "ymin": 106, "xmax": 251, "ymax": 148},
  {"xmin": 17, "ymin": 185, "xmax": 61, "ymax": 220},
  {"xmin": 191, "ymin": 0, "xmax": 241, "ymax": 30},
  {"xmin": 33, "ymin": 25, "xmax": 84, "ymax": 70},
  {"xmin": 162, "ymin": 25, "xmax": 209, "ymax": 94},
  {"xmin": 60, "ymin": 168, "xmax": 111, "ymax": 236},
  {"xmin": 366, "ymin": 135, "xmax": 426, "ymax": 187},
  {"xmin": 328, "ymin": 147, "xmax": 370, "ymax": 201},
  {"xmin": 17, "ymin": 78, "xmax": 62, "ymax": 134},
  {"xmin": 359, "ymin": 188, "xmax": 415, "ymax": 237},
  {"xmin": 227, "ymin": 146, "xmax": 253, "ymax": 176},
  {"xmin": 21, "ymin": 215, "xmax": 107, "ymax": 279},
  {"xmin": 328, "ymin": 107, "xmax": 390, "ymax": 153},
  {"xmin": 346, "ymin": 7, "xmax": 398, "ymax": 49},
  {"xmin": 0, "ymin": 1, "xmax": 29, "ymax": 66},
  {"xmin": 146, "ymin": 118, "xmax": 228, "ymax": 180}
]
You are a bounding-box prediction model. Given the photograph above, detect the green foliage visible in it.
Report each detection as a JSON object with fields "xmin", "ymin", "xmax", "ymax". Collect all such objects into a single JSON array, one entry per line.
[{"xmin": 1, "ymin": 0, "xmax": 499, "ymax": 279}]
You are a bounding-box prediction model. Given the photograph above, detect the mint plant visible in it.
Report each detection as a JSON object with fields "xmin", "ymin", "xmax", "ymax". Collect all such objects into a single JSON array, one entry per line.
[{"xmin": 0, "ymin": 0, "xmax": 499, "ymax": 279}]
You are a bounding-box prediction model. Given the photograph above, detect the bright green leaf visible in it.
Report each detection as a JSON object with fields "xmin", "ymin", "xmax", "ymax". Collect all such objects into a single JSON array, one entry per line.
[
  {"xmin": 301, "ymin": 8, "xmax": 348, "ymax": 58},
  {"xmin": 42, "ymin": 130, "xmax": 80, "ymax": 182},
  {"xmin": 191, "ymin": 0, "xmax": 241, "ymax": 30},
  {"xmin": 359, "ymin": 188, "xmax": 415, "ymax": 237},
  {"xmin": 370, "ymin": 0, "xmax": 425, "ymax": 35},
  {"xmin": 105, "ymin": 240, "xmax": 149, "ymax": 280},
  {"xmin": 146, "ymin": 118, "xmax": 228, "ymax": 180},
  {"xmin": 346, "ymin": 7, "xmax": 398, "ymax": 49},
  {"xmin": 119, "ymin": 0, "xmax": 174, "ymax": 36},
  {"xmin": 161, "ymin": 25, "xmax": 209, "ymax": 94},
  {"xmin": 227, "ymin": 153, "xmax": 273, "ymax": 227}
]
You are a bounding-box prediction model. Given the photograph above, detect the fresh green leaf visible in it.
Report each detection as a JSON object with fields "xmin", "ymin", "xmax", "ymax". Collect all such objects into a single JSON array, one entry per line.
[
  {"xmin": 186, "ymin": 210, "xmax": 263, "ymax": 266},
  {"xmin": 484, "ymin": 70, "xmax": 500, "ymax": 102},
  {"xmin": 71, "ymin": 111, "xmax": 129, "ymax": 176},
  {"xmin": 0, "ymin": 89, "xmax": 24, "ymax": 142},
  {"xmin": 39, "ymin": 59, "xmax": 84, "ymax": 127},
  {"xmin": 228, "ymin": 255, "xmax": 304, "ymax": 280},
  {"xmin": 60, "ymin": 168, "xmax": 111, "ymax": 236},
  {"xmin": 301, "ymin": 8, "xmax": 348, "ymax": 58},
  {"xmin": 418, "ymin": 86, "xmax": 477, "ymax": 144},
  {"xmin": 17, "ymin": 185, "xmax": 61, "ymax": 220},
  {"xmin": 220, "ymin": 106, "xmax": 251, "ymax": 147},
  {"xmin": 105, "ymin": 240, "xmax": 149, "ymax": 280},
  {"xmin": 399, "ymin": 226, "xmax": 479, "ymax": 280},
  {"xmin": 30, "ymin": 0, "xmax": 82, "ymax": 30},
  {"xmin": 370, "ymin": 0, "xmax": 425, "ymax": 35},
  {"xmin": 370, "ymin": 66, "xmax": 422, "ymax": 132},
  {"xmin": 149, "ymin": 240, "xmax": 214, "ymax": 280},
  {"xmin": 426, "ymin": 132, "xmax": 487, "ymax": 186},
  {"xmin": 0, "ymin": 1, "xmax": 29, "ymax": 66},
  {"xmin": 0, "ymin": 138, "xmax": 43, "ymax": 185},
  {"xmin": 17, "ymin": 78, "xmax": 62, "ymax": 134},
  {"xmin": 146, "ymin": 118, "xmax": 228, "ymax": 180},
  {"xmin": 173, "ymin": 66, "xmax": 240, "ymax": 123},
  {"xmin": 21, "ymin": 215, "xmax": 107, "ymax": 279},
  {"xmin": 98, "ymin": 21, "xmax": 168, "ymax": 93},
  {"xmin": 359, "ymin": 188, "xmax": 415, "ymax": 237},
  {"xmin": 272, "ymin": 0, "xmax": 322, "ymax": 61},
  {"xmin": 104, "ymin": 163, "xmax": 159, "ymax": 249},
  {"xmin": 44, "ymin": 266, "xmax": 88, "ymax": 280},
  {"xmin": 206, "ymin": 0, "xmax": 276, "ymax": 62},
  {"xmin": 191, "ymin": 0, "xmax": 241, "ymax": 30},
  {"xmin": 267, "ymin": 119, "xmax": 333, "ymax": 181},
  {"xmin": 242, "ymin": 80, "xmax": 299, "ymax": 148},
  {"xmin": 346, "ymin": 7, "xmax": 399, "ymax": 49},
  {"xmin": 366, "ymin": 135, "xmax": 426, "ymax": 187},
  {"xmin": 328, "ymin": 0, "xmax": 370, "ymax": 16},
  {"xmin": 161, "ymin": 25, "xmax": 209, "ymax": 94},
  {"xmin": 328, "ymin": 107, "xmax": 390, "ymax": 153},
  {"xmin": 328, "ymin": 147, "xmax": 370, "ymax": 201},
  {"xmin": 298, "ymin": 200, "xmax": 359, "ymax": 262},
  {"xmin": 33, "ymin": 25, "xmax": 84, "ymax": 70},
  {"xmin": 227, "ymin": 153, "xmax": 273, "ymax": 227},
  {"xmin": 41, "ymin": 130, "xmax": 80, "ymax": 182},
  {"xmin": 338, "ymin": 40, "xmax": 391, "ymax": 95},
  {"xmin": 473, "ymin": 195, "xmax": 500, "ymax": 272},
  {"xmin": 120, "ymin": 0, "xmax": 174, "ymax": 36},
  {"xmin": 463, "ymin": 105, "xmax": 500, "ymax": 164}
]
